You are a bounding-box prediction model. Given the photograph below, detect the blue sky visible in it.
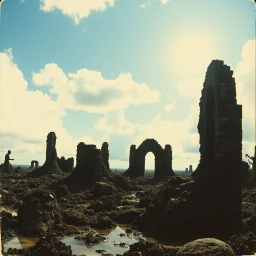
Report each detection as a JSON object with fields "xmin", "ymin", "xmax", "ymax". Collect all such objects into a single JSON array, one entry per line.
[{"xmin": 0, "ymin": 0, "xmax": 255, "ymax": 170}]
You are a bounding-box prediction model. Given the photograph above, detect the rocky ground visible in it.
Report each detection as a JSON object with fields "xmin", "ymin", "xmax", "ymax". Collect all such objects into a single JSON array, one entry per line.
[{"xmin": 1, "ymin": 167, "xmax": 256, "ymax": 256}]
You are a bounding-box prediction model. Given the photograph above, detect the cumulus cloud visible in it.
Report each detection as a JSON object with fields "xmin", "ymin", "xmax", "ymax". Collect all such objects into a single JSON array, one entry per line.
[
  {"xmin": 164, "ymin": 102, "xmax": 175, "ymax": 112},
  {"xmin": 32, "ymin": 63, "xmax": 160, "ymax": 113},
  {"xmin": 234, "ymin": 39, "xmax": 256, "ymax": 157},
  {"xmin": 95, "ymin": 109, "xmax": 135, "ymax": 135},
  {"xmin": 0, "ymin": 50, "xmax": 102, "ymax": 165},
  {"xmin": 39, "ymin": 0, "xmax": 115, "ymax": 24}
]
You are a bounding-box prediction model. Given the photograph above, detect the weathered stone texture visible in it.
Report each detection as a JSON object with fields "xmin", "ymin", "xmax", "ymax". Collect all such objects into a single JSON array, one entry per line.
[
  {"xmin": 67, "ymin": 143, "xmax": 107, "ymax": 186},
  {"xmin": 124, "ymin": 139, "xmax": 175, "ymax": 179}
]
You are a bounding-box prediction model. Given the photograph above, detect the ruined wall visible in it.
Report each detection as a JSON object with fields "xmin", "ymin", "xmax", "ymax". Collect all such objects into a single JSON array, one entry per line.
[
  {"xmin": 101, "ymin": 142, "xmax": 110, "ymax": 171},
  {"xmin": 57, "ymin": 157, "xmax": 74, "ymax": 172},
  {"xmin": 68, "ymin": 142, "xmax": 106, "ymax": 185},
  {"xmin": 124, "ymin": 139, "xmax": 175, "ymax": 179}
]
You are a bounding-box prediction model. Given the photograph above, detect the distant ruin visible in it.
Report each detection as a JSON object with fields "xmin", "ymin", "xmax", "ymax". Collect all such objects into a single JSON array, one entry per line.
[
  {"xmin": 29, "ymin": 160, "xmax": 39, "ymax": 169},
  {"xmin": 29, "ymin": 132, "xmax": 62, "ymax": 177},
  {"xmin": 124, "ymin": 139, "xmax": 175, "ymax": 179},
  {"xmin": 101, "ymin": 142, "xmax": 110, "ymax": 171},
  {"xmin": 57, "ymin": 156, "xmax": 74, "ymax": 172},
  {"xmin": 66, "ymin": 142, "xmax": 107, "ymax": 187}
]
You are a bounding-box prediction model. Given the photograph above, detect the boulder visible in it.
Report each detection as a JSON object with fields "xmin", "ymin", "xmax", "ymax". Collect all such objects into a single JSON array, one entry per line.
[
  {"xmin": 177, "ymin": 238, "xmax": 235, "ymax": 256},
  {"xmin": 91, "ymin": 182, "xmax": 116, "ymax": 196},
  {"xmin": 17, "ymin": 189, "xmax": 62, "ymax": 235}
]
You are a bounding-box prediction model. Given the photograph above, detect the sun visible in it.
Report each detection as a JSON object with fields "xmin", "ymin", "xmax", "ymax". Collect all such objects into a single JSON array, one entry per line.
[{"xmin": 169, "ymin": 30, "xmax": 219, "ymax": 77}]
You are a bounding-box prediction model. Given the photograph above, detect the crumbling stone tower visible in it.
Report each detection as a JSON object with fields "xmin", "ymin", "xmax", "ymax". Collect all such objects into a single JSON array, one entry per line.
[
  {"xmin": 192, "ymin": 60, "xmax": 242, "ymax": 233},
  {"xmin": 67, "ymin": 142, "xmax": 107, "ymax": 186},
  {"xmin": 29, "ymin": 132, "xmax": 61, "ymax": 177},
  {"xmin": 101, "ymin": 142, "xmax": 110, "ymax": 171}
]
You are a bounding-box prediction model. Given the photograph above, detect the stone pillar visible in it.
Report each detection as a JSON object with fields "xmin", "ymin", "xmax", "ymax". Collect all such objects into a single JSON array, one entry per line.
[
  {"xmin": 252, "ymin": 146, "xmax": 256, "ymax": 172},
  {"xmin": 46, "ymin": 132, "xmax": 57, "ymax": 164},
  {"xmin": 189, "ymin": 165, "xmax": 193, "ymax": 173},
  {"xmin": 129, "ymin": 145, "xmax": 136, "ymax": 168},
  {"xmin": 101, "ymin": 142, "xmax": 110, "ymax": 171}
]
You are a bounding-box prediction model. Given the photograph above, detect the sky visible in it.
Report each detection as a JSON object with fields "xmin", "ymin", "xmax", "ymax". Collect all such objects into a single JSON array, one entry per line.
[{"xmin": 0, "ymin": 0, "xmax": 255, "ymax": 171}]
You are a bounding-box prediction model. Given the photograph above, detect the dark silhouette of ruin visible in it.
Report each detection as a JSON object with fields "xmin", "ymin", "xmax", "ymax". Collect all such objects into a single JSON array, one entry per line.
[
  {"xmin": 29, "ymin": 160, "xmax": 39, "ymax": 169},
  {"xmin": 64, "ymin": 142, "xmax": 108, "ymax": 189},
  {"xmin": 57, "ymin": 156, "xmax": 74, "ymax": 172},
  {"xmin": 28, "ymin": 132, "xmax": 62, "ymax": 177},
  {"xmin": 124, "ymin": 139, "xmax": 175, "ymax": 179},
  {"xmin": 192, "ymin": 60, "xmax": 243, "ymax": 234},
  {"xmin": 101, "ymin": 142, "xmax": 110, "ymax": 171}
]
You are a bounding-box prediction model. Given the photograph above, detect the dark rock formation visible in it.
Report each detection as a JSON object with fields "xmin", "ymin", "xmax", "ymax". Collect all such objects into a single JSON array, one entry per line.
[
  {"xmin": 29, "ymin": 160, "xmax": 39, "ymax": 169},
  {"xmin": 134, "ymin": 60, "xmax": 243, "ymax": 242},
  {"xmin": 101, "ymin": 142, "xmax": 110, "ymax": 171},
  {"xmin": 91, "ymin": 182, "xmax": 116, "ymax": 196},
  {"xmin": 241, "ymin": 161, "xmax": 249, "ymax": 187},
  {"xmin": 57, "ymin": 156, "xmax": 74, "ymax": 172},
  {"xmin": 124, "ymin": 139, "xmax": 175, "ymax": 180},
  {"xmin": 123, "ymin": 240, "xmax": 179, "ymax": 256},
  {"xmin": 28, "ymin": 132, "xmax": 62, "ymax": 177},
  {"xmin": 25, "ymin": 234, "xmax": 72, "ymax": 256},
  {"xmin": 17, "ymin": 189, "xmax": 62, "ymax": 236},
  {"xmin": 177, "ymin": 238, "xmax": 235, "ymax": 256}
]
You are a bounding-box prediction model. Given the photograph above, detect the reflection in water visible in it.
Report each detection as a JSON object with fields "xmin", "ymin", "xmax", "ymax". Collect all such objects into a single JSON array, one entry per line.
[
  {"xmin": 3, "ymin": 236, "xmax": 39, "ymax": 251},
  {"xmin": 61, "ymin": 225, "xmax": 140, "ymax": 256}
]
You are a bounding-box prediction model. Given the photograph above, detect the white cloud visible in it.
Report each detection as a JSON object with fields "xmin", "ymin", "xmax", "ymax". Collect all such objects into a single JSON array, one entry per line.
[
  {"xmin": 164, "ymin": 102, "xmax": 175, "ymax": 112},
  {"xmin": 32, "ymin": 63, "xmax": 160, "ymax": 114},
  {"xmin": 234, "ymin": 40, "xmax": 256, "ymax": 157},
  {"xmin": 95, "ymin": 109, "xmax": 135, "ymax": 135},
  {"xmin": 39, "ymin": 0, "xmax": 115, "ymax": 24},
  {"xmin": 0, "ymin": 50, "xmax": 102, "ymax": 165}
]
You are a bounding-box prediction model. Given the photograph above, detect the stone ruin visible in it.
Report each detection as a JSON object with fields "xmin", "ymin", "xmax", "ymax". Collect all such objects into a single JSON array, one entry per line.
[
  {"xmin": 135, "ymin": 60, "xmax": 243, "ymax": 241},
  {"xmin": 101, "ymin": 142, "xmax": 110, "ymax": 171},
  {"xmin": 29, "ymin": 160, "xmax": 39, "ymax": 169},
  {"xmin": 57, "ymin": 156, "xmax": 74, "ymax": 172},
  {"xmin": 189, "ymin": 165, "xmax": 193, "ymax": 173},
  {"xmin": 124, "ymin": 139, "xmax": 175, "ymax": 179},
  {"xmin": 29, "ymin": 132, "xmax": 62, "ymax": 177},
  {"xmin": 192, "ymin": 60, "xmax": 242, "ymax": 231},
  {"xmin": 64, "ymin": 142, "xmax": 108, "ymax": 189}
]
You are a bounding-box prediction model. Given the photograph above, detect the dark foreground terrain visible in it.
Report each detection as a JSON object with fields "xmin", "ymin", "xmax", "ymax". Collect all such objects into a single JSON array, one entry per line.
[{"xmin": 1, "ymin": 167, "xmax": 256, "ymax": 256}]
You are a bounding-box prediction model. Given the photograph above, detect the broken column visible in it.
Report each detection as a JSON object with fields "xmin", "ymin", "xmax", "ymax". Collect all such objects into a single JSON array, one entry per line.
[
  {"xmin": 164, "ymin": 145, "xmax": 174, "ymax": 175},
  {"xmin": 29, "ymin": 132, "xmax": 62, "ymax": 177},
  {"xmin": 101, "ymin": 142, "xmax": 110, "ymax": 171}
]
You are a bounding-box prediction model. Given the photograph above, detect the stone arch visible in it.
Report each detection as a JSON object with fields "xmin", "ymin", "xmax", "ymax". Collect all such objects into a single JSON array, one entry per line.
[
  {"xmin": 124, "ymin": 139, "xmax": 175, "ymax": 179},
  {"xmin": 30, "ymin": 160, "xmax": 39, "ymax": 169}
]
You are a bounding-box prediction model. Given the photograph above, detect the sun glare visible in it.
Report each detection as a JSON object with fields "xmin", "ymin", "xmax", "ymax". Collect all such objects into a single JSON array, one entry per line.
[{"xmin": 169, "ymin": 30, "xmax": 219, "ymax": 77}]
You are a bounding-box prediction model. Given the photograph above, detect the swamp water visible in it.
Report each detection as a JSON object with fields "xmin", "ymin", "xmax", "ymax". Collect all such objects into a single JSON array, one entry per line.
[{"xmin": 3, "ymin": 225, "xmax": 157, "ymax": 255}]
